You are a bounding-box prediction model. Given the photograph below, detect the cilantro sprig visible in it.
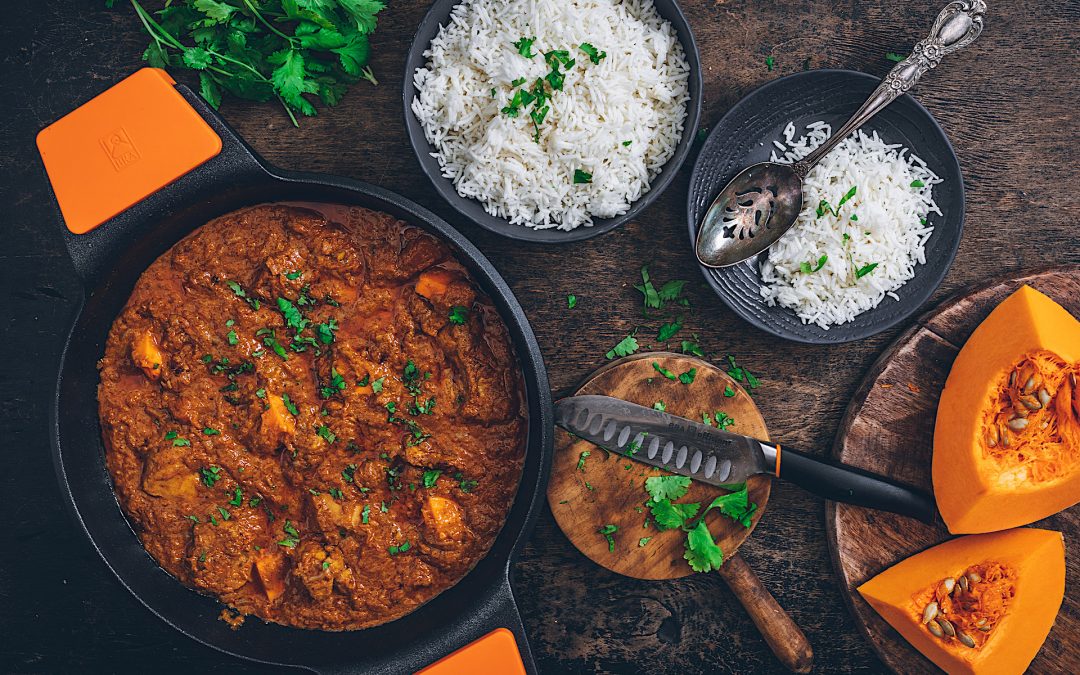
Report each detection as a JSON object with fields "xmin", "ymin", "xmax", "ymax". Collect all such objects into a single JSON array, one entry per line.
[
  {"xmin": 115, "ymin": 0, "xmax": 384, "ymax": 127},
  {"xmin": 643, "ymin": 478, "xmax": 757, "ymax": 573}
]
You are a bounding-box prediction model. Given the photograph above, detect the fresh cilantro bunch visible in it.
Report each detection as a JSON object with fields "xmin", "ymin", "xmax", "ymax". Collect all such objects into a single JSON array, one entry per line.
[
  {"xmin": 111, "ymin": 0, "xmax": 384, "ymax": 126},
  {"xmin": 644, "ymin": 475, "xmax": 757, "ymax": 573}
]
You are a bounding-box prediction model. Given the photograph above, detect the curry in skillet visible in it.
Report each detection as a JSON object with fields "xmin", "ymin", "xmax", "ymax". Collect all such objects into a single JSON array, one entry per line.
[{"xmin": 98, "ymin": 204, "xmax": 526, "ymax": 630}]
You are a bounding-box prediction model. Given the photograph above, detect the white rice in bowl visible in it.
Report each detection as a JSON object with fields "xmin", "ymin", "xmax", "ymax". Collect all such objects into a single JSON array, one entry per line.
[
  {"xmin": 411, "ymin": 0, "xmax": 690, "ymax": 231},
  {"xmin": 759, "ymin": 122, "xmax": 942, "ymax": 329}
]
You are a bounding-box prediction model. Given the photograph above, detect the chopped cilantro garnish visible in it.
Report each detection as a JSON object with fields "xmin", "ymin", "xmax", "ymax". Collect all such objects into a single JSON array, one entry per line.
[
  {"xmin": 199, "ymin": 466, "xmax": 222, "ymax": 488},
  {"xmin": 422, "ymin": 469, "xmax": 441, "ymax": 488},
  {"xmin": 578, "ymin": 42, "xmax": 606, "ymax": 64},
  {"xmin": 513, "ymin": 36, "xmax": 536, "ymax": 58},
  {"xmin": 388, "ymin": 541, "xmax": 411, "ymax": 556},
  {"xmin": 278, "ymin": 520, "xmax": 300, "ymax": 548},
  {"xmin": 680, "ymin": 340, "xmax": 704, "ymax": 357},
  {"xmin": 639, "ymin": 537, "xmax": 652, "ymax": 547},
  {"xmin": 765, "ymin": 55, "xmax": 775, "ymax": 71},
  {"xmin": 652, "ymin": 362, "xmax": 677, "ymax": 380},
  {"xmin": 856, "ymin": 262, "xmax": 879, "ymax": 278},
  {"xmin": 573, "ymin": 169, "xmax": 592, "ymax": 184},
  {"xmin": 371, "ymin": 377, "xmax": 385, "ymax": 393},
  {"xmin": 285, "ymin": 270, "xmax": 302, "ymax": 280},
  {"xmin": 567, "ymin": 294, "xmax": 577, "ymax": 309},
  {"xmin": 597, "ymin": 524, "xmax": 618, "ymax": 552},
  {"xmin": 800, "ymin": 254, "xmax": 828, "ymax": 274},
  {"xmin": 341, "ymin": 464, "xmax": 357, "ymax": 483},
  {"xmin": 653, "ymin": 401, "xmax": 666, "ymax": 412},
  {"xmin": 605, "ymin": 332, "xmax": 639, "ymax": 360},
  {"xmin": 226, "ymin": 330, "xmax": 238, "ymax": 345},
  {"xmin": 724, "ymin": 385, "xmax": 735, "ymax": 397},
  {"xmin": 678, "ymin": 368, "xmax": 697, "ymax": 385},
  {"xmin": 910, "ymin": 179, "xmax": 925, "ymax": 188},
  {"xmin": 282, "ymin": 393, "xmax": 299, "ymax": 416},
  {"xmin": 448, "ymin": 306, "xmax": 469, "ymax": 325},
  {"xmin": 645, "ymin": 475, "xmax": 691, "ymax": 502},
  {"xmin": 316, "ymin": 425, "xmax": 336, "ymax": 444},
  {"xmin": 577, "ymin": 450, "xmax": 591, "ymax": 472},
  {"xmin": 361, "ymin": 504, "xmax": 370, "ymax": 524},
  {"xmin": 886, "ymin": 52, "xmax": 905, "ymax": 62},
  {"xmin": 657, "ymin": 317, "xmax": 683, "ymax": 342},
  {"xmin": 202, "ymin": 427, "xmax": 220, "ymax": 436}
]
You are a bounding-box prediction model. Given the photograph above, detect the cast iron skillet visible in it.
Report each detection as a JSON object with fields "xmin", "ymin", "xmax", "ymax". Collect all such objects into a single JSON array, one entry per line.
[{"xmin": 45, "ymin": 84, "xmax": 553, "ymax": 674}]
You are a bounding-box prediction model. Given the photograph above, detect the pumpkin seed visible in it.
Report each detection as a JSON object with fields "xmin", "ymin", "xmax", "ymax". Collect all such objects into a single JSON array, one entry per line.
[
  {"xmin": 967, "ymin": 571, "xmax": 982, "ymax": 584},
  {"xmin": 941, "ymin": 577, "xmax": 956, "ymax": 595},
  {"xmin": 985, "ymin": 425, "xmax": 998, "ymax": 448},
  {"xmin": 1000, "ymin": 424, "xmax": 1011, "ymax": 448},
  {"xmin": 1042, "ymin": 420, "xmax": 1051, "ymax": 429},
  {"xmin": 975, "ymin": 618, "xmax": 988, "ymax": 627},
  {"xmin": 957, "ymin": 630, "xmax": 976, "ymax": 648},
  {"xmin": 1070, "ymin": 372, "xmax": 1077, "ymax": 388},
  {"xmin": 1024, "ymin": 375, "xmax": 1038, "ymax": 394},
  {"xmin": 1020, "ymin": 394, "xmax": 1042, "ymax": 410},
  {"xmin": 978, "ymin": 625, "xmax": 992, "ymax": 633},
  {"xmin": 959, "ymin": 575, "xmax": 970, "ymax": 592},
  {"xmin": 1009, "ymin": 370, "xmax": 1018, "ymax": 387},
  {"xmin": 1039, "ymin": 388, "xmax": 1052, "ymax": 407},
  {"xmin": 1013, "ymin": 405, "xmax": 1030, "ymax": 418},
  {"xmin": 1008, "ymin": 417, "xmax": 1029, "ymax": 430},
  {"xmin": 927, "ymin": 619, "xmax": 944, "ymax": 638},
  {"xmin": 922, "ymin": 602, "xmax": 939, "ymax": 624},
  {"xmin": 939, "ymin": 618, "xmax": 956, "ymax": 638}
]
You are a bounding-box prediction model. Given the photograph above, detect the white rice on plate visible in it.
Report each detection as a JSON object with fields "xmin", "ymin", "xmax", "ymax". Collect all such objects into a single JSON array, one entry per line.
[
  {"xmin": 411, "ymin": 0, "xmax": 690, "ymax": 231},
  {"xmin": 759, "ymin": 122, "xmax": 942, "ymax": 329}
]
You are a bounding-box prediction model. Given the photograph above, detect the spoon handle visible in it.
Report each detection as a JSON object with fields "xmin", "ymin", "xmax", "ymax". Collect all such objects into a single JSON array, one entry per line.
[{"xmin": 792, "ymin": 0, "xmax": 986, "ymax": 178}]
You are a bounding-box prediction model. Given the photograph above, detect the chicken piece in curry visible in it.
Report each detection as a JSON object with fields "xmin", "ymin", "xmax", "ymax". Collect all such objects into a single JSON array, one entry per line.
[{"xmin": 98, "ymin": 204, "xmax": 527, "ymax": 630}]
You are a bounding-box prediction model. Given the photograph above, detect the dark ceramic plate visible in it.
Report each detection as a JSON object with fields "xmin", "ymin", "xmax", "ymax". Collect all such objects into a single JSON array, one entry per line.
[
  {"xmin": 686, "ymin": 70, "xmax": 965, "ymax": 343},
  {"xmin": 404, "ymin": 0, "xmax": 703, "ymax": 243}
]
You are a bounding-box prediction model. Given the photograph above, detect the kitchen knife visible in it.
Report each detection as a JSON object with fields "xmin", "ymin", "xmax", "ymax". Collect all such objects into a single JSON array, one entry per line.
[{"xmin": 555, "ymin": 395, "xmax": 937, "ymax": 524}]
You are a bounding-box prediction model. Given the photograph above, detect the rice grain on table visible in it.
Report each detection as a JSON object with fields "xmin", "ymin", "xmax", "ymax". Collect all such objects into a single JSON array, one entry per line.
[
  {"xmin": 412, "ymin": 0, "xmax": 690, "ymax": 231},
  {"xmin": 759, "ymin": 123, "xmax": 941, "ymax": 329}
]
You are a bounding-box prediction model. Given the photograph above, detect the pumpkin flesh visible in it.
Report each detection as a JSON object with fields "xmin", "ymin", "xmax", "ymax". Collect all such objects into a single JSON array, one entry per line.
[
  {"xmin": 934, "ymin": 285, "xmax": 1080, "ymax": 533},
  {"xmin": 857, "ymin": 528, "xmax": 1065, "ymax": 675}
]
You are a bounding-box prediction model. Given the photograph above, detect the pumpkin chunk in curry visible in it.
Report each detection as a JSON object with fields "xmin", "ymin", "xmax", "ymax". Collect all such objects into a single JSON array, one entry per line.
[{"xmin": 98, "ymin": 204, "xmax": 527, "ymax": 631}]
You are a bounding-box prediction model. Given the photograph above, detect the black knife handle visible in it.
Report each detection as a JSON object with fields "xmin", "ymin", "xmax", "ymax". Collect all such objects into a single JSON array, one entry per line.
[{"xmin": 775, "ymin": 445, "xmax": 938, "ymax": 524}]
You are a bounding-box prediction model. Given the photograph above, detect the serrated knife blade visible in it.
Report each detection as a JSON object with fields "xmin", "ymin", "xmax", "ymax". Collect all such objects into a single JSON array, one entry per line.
[
  {"xmin": 554, "ymin": 394, "xmax": 940, "ymax": 524},
  {"xmin": 554, "ymin": 394, "xmax": 778, "ymax": 487}
]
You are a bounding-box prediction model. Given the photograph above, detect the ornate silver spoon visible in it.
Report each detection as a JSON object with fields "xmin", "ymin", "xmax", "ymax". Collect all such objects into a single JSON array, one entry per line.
[{"xmin": 694, "ymin": 0, "xmax": 985, "ymax": 269}]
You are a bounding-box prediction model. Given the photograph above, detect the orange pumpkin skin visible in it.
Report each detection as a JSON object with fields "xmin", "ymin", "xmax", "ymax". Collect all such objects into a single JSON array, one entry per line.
[
  {"xmin": 857, "ymin": 529, "xmax": 1065, "ymax": 675},
  {"xmin": 934, "ymin": 285, "xmax": 1080, "ymax": 534}
]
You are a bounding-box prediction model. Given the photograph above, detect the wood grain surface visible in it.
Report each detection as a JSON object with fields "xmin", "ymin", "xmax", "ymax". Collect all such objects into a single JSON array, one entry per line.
[
  {"xmin": 1, "ymin": 1, "xmax": 1078, "ymax": 673},
  {"xmin": 829, "ymin": 267, "xmax": 1080, "ymax": 674}
]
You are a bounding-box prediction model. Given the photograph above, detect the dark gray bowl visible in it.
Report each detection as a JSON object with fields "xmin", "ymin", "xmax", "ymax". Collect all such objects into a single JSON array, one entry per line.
[
  {"xmin": 687, "ymin": 70, "xmax": 965, "ymax": 344},
  {"xmin": 404, "ymin": 0, "xmax": 702, "ymax": 243}
]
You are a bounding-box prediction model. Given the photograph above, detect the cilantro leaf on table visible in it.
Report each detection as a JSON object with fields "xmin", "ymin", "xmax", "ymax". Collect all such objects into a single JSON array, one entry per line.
[
  {"xmin": 684, "ymin": 520, "xmax": 724, "ymax": 572},
  {"xmin": 644, "ymin": 475, "xmax": 691, "ymax": 503},
  {"xmin": 605, "ymin": 333, "xmax": 639, "ymax": 360},
  {"xmin": 634, "ymin": 266, "xmax": 661, "ymax": 310},
  {"xmin": 657, "ymin": 317, "xmax": 683, "ymax": 342},
  {"xmin": 652, "ymin": 362, "xmax": 677, "ymax": 380},
  {"xmin": 116, "ymin": 0, "xmax": 384, "ymax": 126}
]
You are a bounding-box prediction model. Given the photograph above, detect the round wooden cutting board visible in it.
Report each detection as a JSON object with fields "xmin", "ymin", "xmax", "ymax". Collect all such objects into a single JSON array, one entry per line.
[
  {"xmin": 828, "ymin": 267, "xmax": 1080, "ymax": 674},
  {"xmin": 548, "ymin": 352, "xmax": 813, "ymax": 672}
]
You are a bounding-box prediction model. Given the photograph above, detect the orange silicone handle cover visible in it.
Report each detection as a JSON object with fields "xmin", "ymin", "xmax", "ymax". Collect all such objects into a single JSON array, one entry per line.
[
  {"xmin": 36, "ymin": 68, "xmax": 221, "ymax": 234},
  {"xmin": 416, "ymin": 628, "xmax": 526, "ymax": 675}
]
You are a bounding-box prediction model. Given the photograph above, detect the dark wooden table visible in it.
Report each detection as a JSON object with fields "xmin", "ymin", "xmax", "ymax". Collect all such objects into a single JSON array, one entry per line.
[{"xmin": 1, "ymin": 1, "xmax": 1076, "ymax": 672}]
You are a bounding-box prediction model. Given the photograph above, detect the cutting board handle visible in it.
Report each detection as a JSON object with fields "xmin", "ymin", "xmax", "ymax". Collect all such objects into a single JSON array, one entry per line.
[{"xmin": 718, "ymin": 555, "xmax": 814, "ymax": 673}]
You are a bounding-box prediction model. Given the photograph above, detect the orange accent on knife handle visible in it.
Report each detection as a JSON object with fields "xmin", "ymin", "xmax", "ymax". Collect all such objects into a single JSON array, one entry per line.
[{"xmin": 774, "ymin": 443, "xmax": 781, "ymax": 477}]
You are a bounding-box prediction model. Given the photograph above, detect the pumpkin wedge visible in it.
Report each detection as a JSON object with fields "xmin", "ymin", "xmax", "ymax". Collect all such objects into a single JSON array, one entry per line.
[
  {"xmin": 934, "ymin": 285, "xmax": 1080, "ymax": 533},
  {"xmin": 858, "ymin": 528, "xmax": 1065, "ymax": 675}
]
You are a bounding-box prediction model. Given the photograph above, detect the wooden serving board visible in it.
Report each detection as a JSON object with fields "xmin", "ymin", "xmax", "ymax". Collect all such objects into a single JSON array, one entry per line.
[
  {"xmin": 828, "ymin": 266, "xmax": 1080, "ymax": 674},
  {"xmin": 548, "ymin": 353, "xmax": 813, "ymax": 672}
]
